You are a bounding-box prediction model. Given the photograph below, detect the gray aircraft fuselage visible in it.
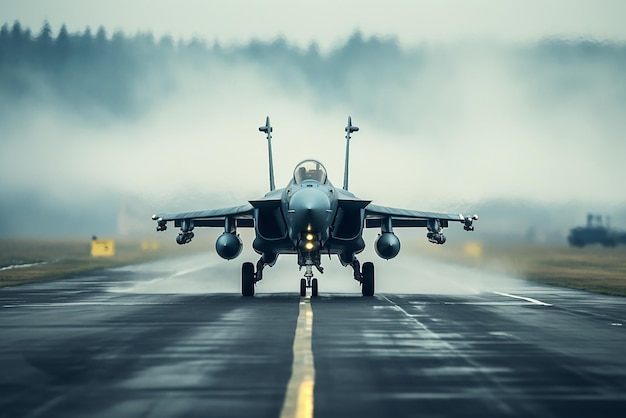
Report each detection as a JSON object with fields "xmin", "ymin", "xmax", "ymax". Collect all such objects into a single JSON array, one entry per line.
[{"xmin": 250, "ymin": 159, "xmax": 368, "ymax": 271}]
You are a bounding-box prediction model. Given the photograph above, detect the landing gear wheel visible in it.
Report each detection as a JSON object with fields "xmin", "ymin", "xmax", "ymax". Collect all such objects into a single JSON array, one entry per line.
[
  {"xmin": 311, "ymin": 278, "xmax": 318, "ymax": 297},
  {"xmin": 300, "ymin": 278, "xmax": 307, "ymax": 297},
  {"xmin": 361, "ymin": 262, "xmax": 375, "ymax": 297},
  {"xmin": 242, "ymin": 262, "xmax": 255, "ymax": 297}
]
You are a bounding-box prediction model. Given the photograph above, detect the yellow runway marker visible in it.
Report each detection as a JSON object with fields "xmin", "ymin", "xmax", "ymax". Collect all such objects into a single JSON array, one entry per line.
[
  {"xmin": 280, "ymin": 296, "xmax": 315, "ymax": 418},
  {"xmin": 91, "ymin": 239, "xmax": 115, "ymax": 257}
]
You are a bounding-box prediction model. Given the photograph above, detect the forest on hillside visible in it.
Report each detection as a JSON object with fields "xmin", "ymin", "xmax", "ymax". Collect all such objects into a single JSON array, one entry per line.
[
  {"xmin": 0, "ymin": 21, "xmax": 414, "ymax": 123},
  {"xmin": 2, "ymin": 20, "xmax": 625, "ymax": 127}
]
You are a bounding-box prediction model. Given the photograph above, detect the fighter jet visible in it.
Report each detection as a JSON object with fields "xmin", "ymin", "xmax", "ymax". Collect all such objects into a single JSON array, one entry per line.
[{"xmin": 152, "ymin": 117, "xmax": 478, "ymax": 297}]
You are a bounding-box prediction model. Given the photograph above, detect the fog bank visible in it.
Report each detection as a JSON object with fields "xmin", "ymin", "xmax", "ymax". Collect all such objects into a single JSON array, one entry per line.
[{"xmin": 1, "ymin": 24, "xmax": 625, "ymax": 237}]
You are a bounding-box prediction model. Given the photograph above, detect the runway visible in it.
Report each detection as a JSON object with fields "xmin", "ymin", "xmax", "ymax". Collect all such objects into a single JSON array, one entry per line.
[{"xmin": 1, "ymin": 254, "xmax": 626, "ymax": 417}]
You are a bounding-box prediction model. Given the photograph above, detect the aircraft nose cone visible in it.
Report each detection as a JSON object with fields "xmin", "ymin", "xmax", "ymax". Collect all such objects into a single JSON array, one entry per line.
[{"xmin": 289, "ymin": 187, "xmax": 331, "ymax": 230}]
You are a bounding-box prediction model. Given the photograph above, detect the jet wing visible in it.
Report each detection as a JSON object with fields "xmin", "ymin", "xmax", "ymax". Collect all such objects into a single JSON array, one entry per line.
[
  {"xmin": 152, "ymin": 204, "xmax": 255, "ymax": 229},
  {"xmin": 364, "ymin": 203, "xmax": 476, "ymax": 229}
]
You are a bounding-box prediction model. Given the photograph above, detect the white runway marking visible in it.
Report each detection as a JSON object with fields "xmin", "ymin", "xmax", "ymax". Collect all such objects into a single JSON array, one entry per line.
[
  {"xmin": 492, "ymin": 291, "xmax": 552, "ymax": 306},
  {"xmin": 0, "ymin": 261, "xmax": 48, "ymax": 271}
]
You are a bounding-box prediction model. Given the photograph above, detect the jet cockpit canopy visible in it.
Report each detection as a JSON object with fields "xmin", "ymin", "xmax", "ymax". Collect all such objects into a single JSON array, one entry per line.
[{"xmin": 293, "ymin": 160, "xmax": 327, "ymax": 184}]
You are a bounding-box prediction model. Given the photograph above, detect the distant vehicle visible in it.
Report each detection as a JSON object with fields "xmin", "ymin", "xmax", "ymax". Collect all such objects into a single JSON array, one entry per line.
[
  {"xmin": 152, "ymin": 117, "xmax": 478, "ymax": 297},
  {"xmin": 568, "ymin": 214, "xmax": 626, "ymax": 247}
]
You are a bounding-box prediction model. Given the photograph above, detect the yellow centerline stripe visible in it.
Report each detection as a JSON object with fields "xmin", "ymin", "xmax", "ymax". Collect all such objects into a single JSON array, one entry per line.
[{"xmin": 280, "ymin": 295, "xmax": 315, "ymax": 418}]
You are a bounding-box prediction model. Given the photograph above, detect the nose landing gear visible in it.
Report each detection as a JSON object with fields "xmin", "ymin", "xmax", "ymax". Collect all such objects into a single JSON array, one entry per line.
[
  {"xmin": 300, "ymin": 263, "xmax": 320, "ymax": 297},
  {"xmin": 299, "ymin": 277, "xmax": 319, "ymax": 297}
]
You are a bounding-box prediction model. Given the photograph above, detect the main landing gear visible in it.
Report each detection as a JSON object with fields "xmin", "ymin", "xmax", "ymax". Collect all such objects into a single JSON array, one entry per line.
[
  {"xmin": 241, "ymin": 262, "xmax": 256, "ymax": 297},
  {"xmin": 241, "ymin": 259, "xmax": 267, "ymax": 297},
  {"xmin": 361, "ymin": 262, "xmax": 375, "ymax": 297},
  {"xmin": 351, "ymin": 259, "xmax": 375, "ymax": 297},
  {"xmin": 242, "ymin": 258, "xmax": 375, "ymax": 297}
]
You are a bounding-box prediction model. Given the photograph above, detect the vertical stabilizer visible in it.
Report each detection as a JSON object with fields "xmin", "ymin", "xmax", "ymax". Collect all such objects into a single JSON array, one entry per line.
[
  {"xmin": 259, "ymin": 116, "xmax": 275, "ymax": 191},
  {"xmin": 343, "ymin": 116, "xmax": 359, "ymax": 191}
]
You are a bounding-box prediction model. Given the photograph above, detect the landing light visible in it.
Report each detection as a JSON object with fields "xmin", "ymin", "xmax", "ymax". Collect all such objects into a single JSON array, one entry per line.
[
  {"xmin": 305, "ymin": 242, "xmax": 315, "ymax": 251},
  {"xmin": 305, "ymin": 233, "xmax": 315, "ymax": 241}
]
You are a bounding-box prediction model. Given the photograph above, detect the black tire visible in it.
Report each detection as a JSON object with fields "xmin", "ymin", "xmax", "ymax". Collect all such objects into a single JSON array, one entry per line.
[
  {"xmin": 311, "ymin": 278, "xmax": 318, "ymax": 297},
  {"xmin": 361, "ymin": 262, "xmax": 375, "ymax": 297},
  {"xmin": 300, "ymin": 278, "xmax": 307, "ymax": 297},
  {"xmin": 242, "ymin": 262, "xmax": 255, "ymax": 297}
]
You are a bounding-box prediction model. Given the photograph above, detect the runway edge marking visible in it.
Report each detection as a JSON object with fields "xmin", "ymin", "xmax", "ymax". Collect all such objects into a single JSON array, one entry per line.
[{"xmin": 280, "ymin": 295, "xmax": 315, "ymax": 418}]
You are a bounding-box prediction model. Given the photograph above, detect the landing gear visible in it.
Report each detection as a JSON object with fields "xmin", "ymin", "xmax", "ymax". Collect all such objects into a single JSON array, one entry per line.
[
  {"xmin": 299, "ymin": 277, "xmax": 319, "ymax": 297},
  {"xmin": 361, "ymin": 262, "xmax": 375, "ymax": 297},
  {"xmin": 255, "ymin": 258, "xmax": 265, "ymax": 282},
  {"xmin": 242, "ymin": 262, "xmax": 255, "ymax": 296},
  {"xmin": 241, "ymin": 257, "xmax": 271, "ymax": 297},
  {"xmin": 299, "ymin": 262, "xmax": 321, "ymax": 297},
  {"xmin": 350, "ymin": 258, "xmax": 375, "ymax": 296}
]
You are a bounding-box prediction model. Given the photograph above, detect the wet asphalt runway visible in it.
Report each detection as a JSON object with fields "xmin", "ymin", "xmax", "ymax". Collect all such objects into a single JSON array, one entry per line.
[{"xmin": 1, "ymin": 254, "xmax": 626, "ymax": 417}]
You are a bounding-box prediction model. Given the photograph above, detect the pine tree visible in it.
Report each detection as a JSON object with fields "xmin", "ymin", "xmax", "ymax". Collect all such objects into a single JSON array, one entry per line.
[{"xmin": 55, "ymin": 24, "xmax": 71, "ymax": 67}]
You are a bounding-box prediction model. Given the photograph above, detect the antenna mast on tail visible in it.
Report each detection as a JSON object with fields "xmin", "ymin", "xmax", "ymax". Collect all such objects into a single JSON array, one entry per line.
[
  {"xmin": 259, "ymin": 116, "xmax": 275, "ymax": 191},
  {"xmin": 343, "ymin": 116, "xmax": 359, "ymax": 191}
]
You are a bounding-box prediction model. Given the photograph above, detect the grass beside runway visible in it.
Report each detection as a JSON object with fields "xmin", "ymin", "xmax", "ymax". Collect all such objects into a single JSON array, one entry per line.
[
  {"xmin": 0, "ymin": 238, "xmax": 200, "ymax": 288},
  {"xmin": 417, "ymin": 241, "xmax": 626, "ymax": 297},
  {"xmin": 3, "ymin": 237, "xmax": 625, "ymax": 296},
  {"xmin": 505, "ymin": 245, "xmax": 626, "ymax": 296}
]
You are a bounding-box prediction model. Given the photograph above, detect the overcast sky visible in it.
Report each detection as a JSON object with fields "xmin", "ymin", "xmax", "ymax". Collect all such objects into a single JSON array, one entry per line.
[
  {"xmin": 2, "ymin": 0, "xmax": 626, "ymax": 49},
  {"xmin": 2, "ymin": 0, "xmax": 626, "ymax": 237}
]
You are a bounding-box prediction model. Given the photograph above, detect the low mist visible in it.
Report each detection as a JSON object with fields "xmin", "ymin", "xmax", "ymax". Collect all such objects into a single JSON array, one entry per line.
[
  {"xmin": 109, "ymin": 230, "xmax": 525, "ymax": 296},
  {"xmin": 1, "ymin": 24, "xmax": 625, "ymax": 240}
]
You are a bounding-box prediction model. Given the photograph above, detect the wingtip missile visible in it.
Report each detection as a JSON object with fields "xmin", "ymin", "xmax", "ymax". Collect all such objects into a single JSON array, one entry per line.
[
  {"xmin": 343, "ymin": 116, "xmax": 359, "ymax": 191},
  {"xmin": 259, "ymin": 116, "xmax": 275, "ymax": 191},
  {"xmin": 463, "ymin": 214, "xmax": 479, "ymax": 231},
  {"xmin": 259, "ymin": 116, "xmax": 272, "ymax": 133},
  {"xmin": 345, "ymin": 116, "xmax": 359, "ymax": 133}
]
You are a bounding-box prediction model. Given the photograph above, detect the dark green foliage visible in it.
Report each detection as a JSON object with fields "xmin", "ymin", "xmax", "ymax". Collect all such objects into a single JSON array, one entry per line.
[
  {"xmin": 0, "ymin": 21, "xmax": 184, "ymax": 121},
  {"xmin": 1, "ymin": 20, "xmax": 625, "ymax": 127},
  {"xmin": 0, "ymin": 21, "xmax": 420, "ymax": 125}
]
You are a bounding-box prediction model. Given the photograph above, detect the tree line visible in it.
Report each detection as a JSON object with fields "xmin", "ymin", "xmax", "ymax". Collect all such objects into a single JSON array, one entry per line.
[
  {"xmin": 1, "ymin": 20, "xmax": 624, "ymax": 125},
  {"xmin": 0, "ymin": 21, "xmax": 220, "ymax": 120},
  {"xmin": 0, "ymin": 20, "xmax": 452, "ymax": 126}
]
